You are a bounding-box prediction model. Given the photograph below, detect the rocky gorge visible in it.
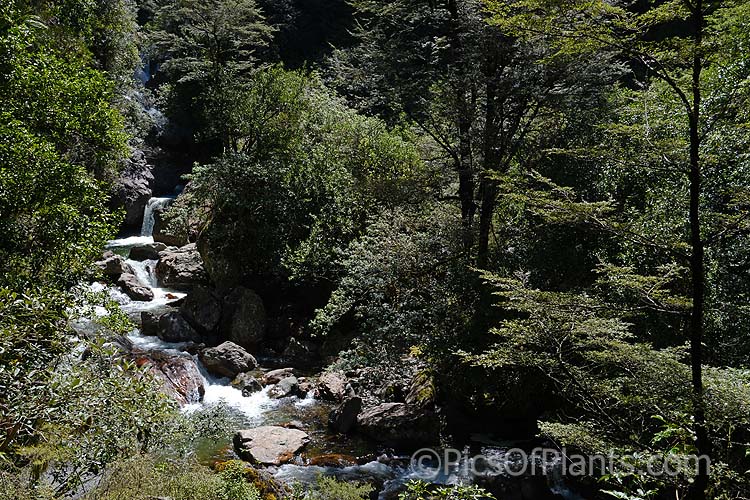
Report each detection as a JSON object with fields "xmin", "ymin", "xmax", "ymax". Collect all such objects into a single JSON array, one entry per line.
[{"xmin": 85, "ymin": 196, "xmax": 580, "ymax": 500}]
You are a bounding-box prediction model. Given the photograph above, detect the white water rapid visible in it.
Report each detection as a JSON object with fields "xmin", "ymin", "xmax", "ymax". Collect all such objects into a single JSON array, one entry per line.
[{"xmin": 88, "ymin": 200, "xmax": 585, "ymax": 500}]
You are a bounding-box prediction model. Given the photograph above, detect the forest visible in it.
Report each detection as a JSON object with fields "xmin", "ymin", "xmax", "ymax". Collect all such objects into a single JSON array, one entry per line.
[{"xmin": 1, "ymin": 0, "xmax": 749, "ymax": 499}]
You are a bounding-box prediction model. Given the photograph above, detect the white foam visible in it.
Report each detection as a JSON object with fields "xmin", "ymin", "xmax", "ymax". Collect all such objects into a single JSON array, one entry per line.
[{"xmin": 106, "ymin": 236, "xmax": 154, "ymax": 248}]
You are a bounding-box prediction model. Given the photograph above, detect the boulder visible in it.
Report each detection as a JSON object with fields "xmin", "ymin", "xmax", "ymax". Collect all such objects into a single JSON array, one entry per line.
[
  {"xmin": 317, "ymin": 371, "xmax": 352, "ymax": 402},
  {"xmin": 221, "ymin": 287, "xmax": 266, "ymax": 350},
  {"xmin": 269, "ymin": 376, "xmax": 303, "ymax": 399},
  {"xmin": 157, "ymin": 311, "xmax": 201, "ymax": 343},
  {"xmin": 180, "ymin": 286, "xmax": 221, "ymax": 333},
  {"xmin": 109, "ymin": 148, "xmax": 153, "ymax": 230},
  {"xmin": 141, "ymin": 311, "xmax": 159, "ymax": 336},
  {"xmin": 233, "ymin": 372, "xmax": 263, "ymax": 396},
  {"xmin": 95, "ymin": 251, "xmax": 134, "ymax": 277},
  {"xmin": 135, "ymin": 352, "xmax": 204, "ymax": 405},
  {"xmin": 155, "ymin": 243, "xmax": 208, "ymax": 290},
  {"xmin": 117, "ymin": 273, "xmax": 154, "ymax": 301},
  {"xmin": 262, "ymin": 368, "xmax": 296, "ymax": 386},
  {"xmin": 328, "ymin": 396, "xmax": 362, "ymax": 434},
  {"xmin": 233, "ymin": 426, "xmax": 309, "ymax": 465},
  {"xmin": 356, "ymin": 403, "xmax": 439, "ymax": 447},
  {"xmin": 200, "ymin": 341, "xmax": 257, "ymax": 379},
  {"xmin": 129, "ymin": 242, "xmax": 167, "ymax": 261}
]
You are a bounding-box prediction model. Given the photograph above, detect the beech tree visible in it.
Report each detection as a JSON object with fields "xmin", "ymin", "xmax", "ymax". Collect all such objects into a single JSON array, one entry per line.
[
  {"xmin": 482, "ymin": 0, "xmax": 750, "ymax": 497},
  {"xmin": 327, "ymin": 0, "xmax": 608, "ymax": 266}
]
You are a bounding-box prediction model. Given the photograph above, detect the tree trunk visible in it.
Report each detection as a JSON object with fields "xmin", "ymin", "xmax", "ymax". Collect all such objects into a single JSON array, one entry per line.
[
  {"xmin": 476, "ymin": 178, "xmax": 497, "ymax": 268},
  {"xmin": 446, "ymin": 1, "xmax": 476, "ymax": 254},
  {"xmin": 477, "ymin": 52, "xmax": 500, "ymax": 269},
  {"xmin": 688, "ymin": 2, "xmax": 709, "ymax": 498}
]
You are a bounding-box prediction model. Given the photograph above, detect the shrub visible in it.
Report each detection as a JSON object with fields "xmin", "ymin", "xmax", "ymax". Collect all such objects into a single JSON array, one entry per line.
[
  {"xmin": 179, "ymin": 66, "xmax": 432, "ymax": 287},
  {"xmin": 293, "ymin": 475, "xmax": 373, "ymax": 500},
  {"xmin": 398, "ymin": 480, "xmax": 494, "ymax": 500}
]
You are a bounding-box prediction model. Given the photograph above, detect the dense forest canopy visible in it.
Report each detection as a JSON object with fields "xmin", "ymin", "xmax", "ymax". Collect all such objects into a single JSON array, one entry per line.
[{"xmin": 1, "ymin": 0, "xmax": 749, "ymax": 499}]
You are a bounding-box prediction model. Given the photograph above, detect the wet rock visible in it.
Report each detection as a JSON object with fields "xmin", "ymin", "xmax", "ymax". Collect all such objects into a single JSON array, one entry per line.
[
  {"xmin": 200, "ymin": 341, "xmax": 257, "ymax": 379},
  {"xmin": 269, "ymin": 376, "xmax": 303, "ymax": 399},
  {"xmin": 180, "ymin": 285, "xmax": 221, "ymax": 333},
  {"xmin": 262, "ymin": 368, "xmax": 296, "ymax": 386},
  {"xmin": 298, "ymin": 379, "xmax": 316, "ymax": 395},
  {"xmin": 357, "ymin": 403, "xmax": 439, "ymax": 447},
  {"xmin": 109, "ymin": 148, "xmax": 153, "ymax": 230},
  {"xmin": 135, "ymin": 351, "xmax": 204, "ymax": 405},
  {"xmin": 128, "ymin": 242, "xmax": 167, "ymax": 261},
  {"xmin": 117, "ymin": 273, "xmax": 154, "ymax": 301},
  {"xmin": 307, "ymin": 454, "xmax": 358, "ymax": 467},
  {"xmin": 233, "ymin": 426, "xmax": 309, "ymax": 465},
  {"xmin": 155, "ymin": 243, "xmax": 208, "ymax": 290},
  {"xmin": 328, "ymin": 396, "xmax": 362, "ymax": 434},
  {"xmin": 221, "ymin": 287, "xmax": 266, "ymax": 351},
  {"xmin": 232, "ymin": 372, "xmax": 263, "ymax": 397},
  {"xmin": 141, "ymin": 311, "xmax": 159, "ymax": 336},
  {"xmin": 157, "ymin": 311, "xmax": 201, "ymax": 343},
  {"xmin": 317, "ymin": 371, "xmax": 353, "ymax": 402},
  {"xmin": 95, "ymin": 251, "xmax": 134, "ymax": 277},
  {"xmin": 282, "ymin": 420, "xmax": 305, "ymax": 430}
]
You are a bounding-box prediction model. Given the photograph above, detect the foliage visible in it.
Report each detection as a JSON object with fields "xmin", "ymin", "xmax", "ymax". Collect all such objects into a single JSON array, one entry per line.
[
  {"xmin": 83, "ymin": 455, "xmax": 261, "ymax": 500},
  {"xmin": 398, "ymin": 480, "xmax": 494, "ymax": 500},
  {"xmin": 185, "ymin": 66, "xmax": 431, "ymax": 286},
  {"xmin": 461, "ymin": 269, "xmax": 750, "ymax": 497},
  {"xmin": 295, "ymin": 474, "xmax": 373, "ymax": 500},
  {"xmin": 327, "ymin": 0, "xmax": 614, "ymax": 266},
  {"xmin": 148, "ymin": 0, "xmax": 273, "ymax": 149},
  {"xmin": 0, "ymin": 0, "xmax": 129, "ymax": 181},
  {"xmin": 314, "ymin": 205, "xmax": 477, "ymax": 396},
  {"xmin": 0, "ymin": 288, "xmax": 176, "ymax": 495}
]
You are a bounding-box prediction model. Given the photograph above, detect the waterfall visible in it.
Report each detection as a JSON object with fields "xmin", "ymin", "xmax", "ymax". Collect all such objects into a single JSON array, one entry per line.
[{"xmin": 140, "ymin": 197, "xmax": 173, "ymax": 237}]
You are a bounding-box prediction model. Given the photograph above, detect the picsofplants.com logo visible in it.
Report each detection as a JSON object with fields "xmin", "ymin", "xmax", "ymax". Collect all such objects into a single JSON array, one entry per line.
[{"xmin": 409, "ymin": 447, "xmax": 710, "ymax": 480}]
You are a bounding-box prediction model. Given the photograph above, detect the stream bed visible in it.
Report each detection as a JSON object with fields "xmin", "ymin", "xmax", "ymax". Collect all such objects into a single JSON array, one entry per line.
[{"xmin": 82, "ymin": 199, "xmax": 586, "ymax": 499}]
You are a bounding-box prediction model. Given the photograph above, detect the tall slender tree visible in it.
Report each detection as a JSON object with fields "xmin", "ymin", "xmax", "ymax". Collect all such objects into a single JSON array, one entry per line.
[{"xmin": 485, "ymin": 0, "xmax": 750, "ymax": 497}]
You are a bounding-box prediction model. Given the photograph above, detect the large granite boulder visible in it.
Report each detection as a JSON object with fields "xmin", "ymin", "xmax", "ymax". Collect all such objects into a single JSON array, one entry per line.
[
  {"xmin": 129, "ymin": 242, "xmax": 167, "ymax": 261},
  {"xmin": 117, "ymin": 273, "xmax": 154, "ymax": 301},
  {"xmin": 199, "ymin": 341, "xmax": 257, "ymax": 379},
  {"xmin": 140, "ymin": 311, "xmax": 160, "ymax": 336},
  {"xmin": 357, "ymin": 403, "xmax": 439, "ymax": 447},
  {"xmin": 233, "ymin": 426, "xmax": 309, "ymax": 465},
  {"xmin": 180, "ymin": 286, "xmax": 221, "ymax": 333},
  {"xmin": 262, "ymin": 368, "xmax": 296, "ymax": 386},
  {"xmin": 268, "ymin": 376, "xmax": 303, "ymax": 399},
  {"xmin": 232, "ymin": 372, "xmax": 263, "ymax": 397},
  {"xmin": 95, "ymin": 251, "xmax": 134, "ymax": 277},
  {"xmin": 157, "ymin": 311, "xmax": 201, "ymax": 343},
  {"xmin": 135, "ymin": 351, "xmax": 204, "ymax": 405},
  {"xmin": 328, "ymin": 396, "xmax": 362, "ymax": 434},
  {"xmin": 317, "ymin": 371, "xmax": 353, "ymax": 402},
  {"xmin": 155, "ymin": 243, "xmax": 208, "ymax": 290},
  {"xmin": 153, "ymin": 206, "xmax": 188, "ymax": 247},
  {"xmin": 221, "ymin": 287, "xmax": 266, "ymax": 350}
]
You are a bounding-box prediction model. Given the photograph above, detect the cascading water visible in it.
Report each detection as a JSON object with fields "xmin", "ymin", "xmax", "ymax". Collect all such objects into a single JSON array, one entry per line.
[
  {"xmin": 89, "ymin": 199, "xmax": 587, "ymax": 499},
  {"xmin": 140, "ymin": 196, "xmax": 173, "ymax": 237}
]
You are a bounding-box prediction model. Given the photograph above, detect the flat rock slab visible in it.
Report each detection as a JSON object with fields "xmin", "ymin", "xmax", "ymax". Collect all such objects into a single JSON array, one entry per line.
[{"xmin": 233, "ymin": 426, "xmax": 309, "ymax": 465}]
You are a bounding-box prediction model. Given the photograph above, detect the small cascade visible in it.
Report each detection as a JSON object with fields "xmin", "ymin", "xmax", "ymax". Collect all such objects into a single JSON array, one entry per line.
[{"xmin": 140, "ymin": 197, "xmax": 173, "ymax": 237}]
